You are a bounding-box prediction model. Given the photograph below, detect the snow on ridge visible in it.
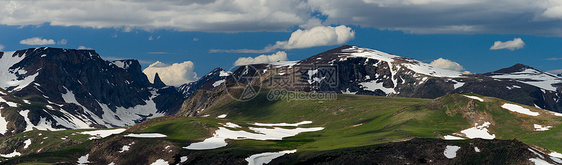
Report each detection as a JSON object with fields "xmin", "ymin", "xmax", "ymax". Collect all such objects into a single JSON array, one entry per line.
[
  {"xmin": 491, "ymin": 68, "xmax": 560, "ymax": 91},
  {"xmin": 340, "ymin": 46, "xmax": 462, "ymax": 78},
  {"xmin": 501, "ymin": 103, "xmax": 540, "ymax": 116},
  {"xmin": 219, "ymin": 70, "xmax": 231, "ymax": 77},
  {"xmin": 62, "ymin": 87, "xmax": 165, "ymax": 128},
  {"xmin": 245, "ymin": 149, "xmax": 297, "ymax": 165},
  {"xmin": 463, "ymin": 95, "xmax": 484, "ymax": 102},
  {"xmin": 111, "ymin": 61, "xmax": 128, "ymax": 69}
]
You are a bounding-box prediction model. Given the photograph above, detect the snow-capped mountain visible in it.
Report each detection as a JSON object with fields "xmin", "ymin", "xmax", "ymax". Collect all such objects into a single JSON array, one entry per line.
[
  {"xmin": 0, "ymin": 48, "xmax": 183, "ymax": 136},
  {"xmin": 186, "ymin": 45, "xmax": 561, "ymax": 114},
  {"xmin": 176, "ymin": 67, "xmax": 230, "ymax": 98}
]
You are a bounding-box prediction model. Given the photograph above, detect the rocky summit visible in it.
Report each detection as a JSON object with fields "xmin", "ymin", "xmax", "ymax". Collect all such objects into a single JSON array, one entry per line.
[{"xmin": 0, "ymin": 47, "xmax": 183, "ymax": 136}]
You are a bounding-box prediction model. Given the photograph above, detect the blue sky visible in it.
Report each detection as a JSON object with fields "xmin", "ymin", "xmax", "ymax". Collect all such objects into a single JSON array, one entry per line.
[{"xmin": 1, "ymin": 0, "xmax": 562, "ymax": 86}]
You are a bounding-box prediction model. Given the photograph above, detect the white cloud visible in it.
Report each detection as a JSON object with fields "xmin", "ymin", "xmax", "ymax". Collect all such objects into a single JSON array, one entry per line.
[
  {"xmin": 77, "ymin": 46, "xmax": 92, "ymax": 50},
  {"xmin": 0, "ymin": 44, "xmax": 4, "ymax": 51},
  {"xmin": 193, "ymin": 38, "xmax": 199, "ymax": 41},
  {"xmin": 547, "ymin": 69, "xmax": 562, "ymax": 75},
  {"xmin": 430, "ymin": 58, "xmax": 465, "ymax": 71},
  {"xmin": 547, "ymin": 57, "xmax": 562, "ymax": 61},
  {"xmin": 234, "ymin": 51, "xmax": 288, "ymax": 66},
  {"xmin": 142, "ymin": 61, "xmax": 198, "ymax": 86},
  {"xmin": 212, "ymin": 25, "xmax": 355, "ymax": 53},
  {"xmin": 3, "ymin": 0, "xmax": 562, "ymax": 36},
  {"xmin": 58, "ymin": 39, "xmax": 67, "ymax": 45},
  {"xmin": 308, "ymin": 0, "xmax": 562, "ymax": 36},
  {"xmin": 0, "ymin": 0, "xmax": 313, "ymax": 32},
  {"xmin": 490, "ymin": 38, "xmax": 525, "ymax": 51},
  {"xmin": 19, "ymin": 37, "xmax": 56, "ymax": 45}
]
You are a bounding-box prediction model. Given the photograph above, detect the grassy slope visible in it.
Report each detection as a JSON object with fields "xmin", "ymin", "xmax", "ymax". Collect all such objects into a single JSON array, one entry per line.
[{"xmin": 2, "ymin": 92, "xmax": 561, "ymax": 164}]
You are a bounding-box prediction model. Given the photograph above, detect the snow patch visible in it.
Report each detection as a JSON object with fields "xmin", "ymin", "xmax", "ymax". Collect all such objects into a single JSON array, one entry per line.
[
  {"xmin": 219, "ymin": 71, "xmax": 232, "ymax": 77},
  {"xmin": 460, "ymin": 122, "xmax": 495, "ymax": 139},
  {"xmin": 0, "ymin": 110, "xmax": 8, "ymax": 134},
  {"xmin": 180, "ymin": 156, "xmax": 188, "ymax": 163},
  {"xmin": 253, "ymin": 121, "xmax": 312, "ymax": 127},
  {"xmin": 125, "ymin": 133, "xmax": 167, "ymax": 138},
  {"xmin": 550, "ymin": 112, "xmax": 562, "ymax": 117},
  {"xmin": 245, "ymin": 149, "xmax": 297, "ymax": 165},
  {"xmin": 474, "ymin": 147, "xmax": 480, "ymax": 152},
  {"xmin": 0, "ymin": 96, "xmax": 18, "ymax": 107},
  {"xmin": 212, "ymin": 79, "xmax": 225, "ymax": 87},
  {"xmin": 501, "ymin": 103, "xmax": 540, "ymax": 116},
  {"xmin": 359, "ymin": 80, "xmax": 395, "ymax": 95},
  {"xmin": 463, "ymin": 95, "xmax": 484, "ymax": 102},
  {"xmin": 79, "ymin": 128, "xmax": 127, "ymax": 140},
  {"xmin": 534, "ymin": 124, "xmax": 553, "ymax": 131},
  {"xmin": 444, "ymin": 145, "xmax": 460, "ymax": 159},
  {"xmin": 77, "ymin": 154, "xmax": 90, "ymax": 165},
  {"xmin": 217, "ymin": 114, "xmax": 227, "ymax": 119},
  {"xmin": 119, "ymin": 145, "xmax": 130, "ymax": 153},
  {"xmin": 443, "ymin": 135, "xmax": 464, "ymax": 140},
  {"xmin": 150, "ymin": 159, "xmax": 169, "ymax": 165},
  {"xmin": 529, "ymin": 158, "xmax": 553, "ymax": 165},
  {"xmin": 341, "ymin": 88, "xmax": 357, "ymax": 94},
  {"xmin": 0, "ymin": 149, "xmax": 21, "ymax": 158},
  {"xmin": 23, "ymin": 139, "xmax": 31, "ymax": 149},
  {"xmin": 220, "ymin": 122, "xmax": 241, "ymax": 128},
  {"xmin": 184, "ymin": 126, "xmax": 323, "ymax": 150}
]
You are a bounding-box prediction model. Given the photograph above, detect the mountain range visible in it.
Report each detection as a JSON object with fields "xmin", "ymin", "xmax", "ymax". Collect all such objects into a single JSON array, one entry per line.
[{"xmin": 0, "ymin": 46, "xmax": 561, "ymax": 164}]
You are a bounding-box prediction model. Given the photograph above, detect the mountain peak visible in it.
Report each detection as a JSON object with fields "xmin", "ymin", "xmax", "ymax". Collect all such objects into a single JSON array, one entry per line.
[
  {"xmin": 153, "ymin": 73, "xmax": 166, "ymax": 88},
  {"xmin": 488, "ymin": 63, "xmax": 535, "ymax": 75}
]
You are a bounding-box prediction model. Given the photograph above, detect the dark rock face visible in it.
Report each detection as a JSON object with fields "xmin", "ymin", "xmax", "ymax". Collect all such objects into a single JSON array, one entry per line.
[
  {"xmin": 176, "ymin": 67, "xmax": 227, "ymax": 98},
  {"xmin": 152, "ymin": 73, "xmax": 166, "ymax": 88},
  {"xmin": 0, "ymin": 47, "xmax": 184, "ymax": 135},
  {"xmin": 275, "ymin": 138, "xmax": 559, "ymax": 165}
]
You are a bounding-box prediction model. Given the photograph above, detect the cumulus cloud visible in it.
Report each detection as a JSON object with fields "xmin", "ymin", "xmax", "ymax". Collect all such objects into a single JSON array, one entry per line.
[
  {"xmin": 58, "ymin": 39, "xmax": 67, "ymax": 45},
  {"xmin": 0, "ymin": 0, "xmax": 313, "ymax": 32},
  {"xmin": 77, "ymin": 46, "xmax": 92, "ymax": 50},
  {"xmin": 212, "ymin": 25, "xmax": 355, "ymax": 53},
  {"xmin": 430, "ymin": 58, "xmax": 465, "ymax": 71},
  {"xmin": 19, "ymin": 37, "xmax": 56, "ymax": 45},
  {"xmin": 0, "ymin": 44, "xmax": 4, "ymax": 51},
  {"xmin": 490, "ymin": 38, "xmax": 525, "ymax": 51},
  {"xmin": 234, "ymin": 51, "xmax": 288, "ymax": 66},
  {"xmin": 3, "ymin": 0, "xmax": 562, "ymax": 36},
  {"xmin": 142, "ymin": 61, "xmax": 198, "ymax": 86},
  {"xmin": 307, "ymin": 0, "xmax": 562, "ymax": 36},
  {"xmin": 547, "ymin": 69, "xmax": 562, "ymax": 75}
]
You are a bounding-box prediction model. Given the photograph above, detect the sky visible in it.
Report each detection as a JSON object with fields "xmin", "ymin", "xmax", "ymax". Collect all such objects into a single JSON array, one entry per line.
[{"xmin": 1, "ymin": 0, "xmax": 562, "ymax": 86}]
